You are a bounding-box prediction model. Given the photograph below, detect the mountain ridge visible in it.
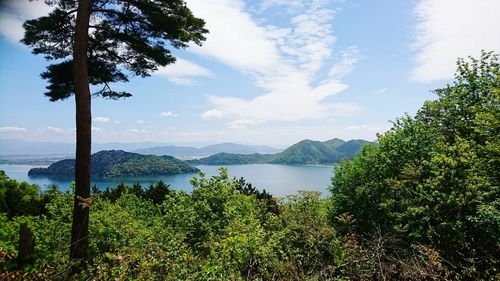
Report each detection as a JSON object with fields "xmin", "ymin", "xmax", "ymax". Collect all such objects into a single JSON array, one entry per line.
[
  {"xmin": 0, "ymin": 139, "xmax": 282, "ymax": 158},
  {"xmin": 134, "ymin": 143, "xmax": 282, "ymax": 158},
  {"xmin": 188, "ymin": 138, "xmax": 374, "ymax": 165}
]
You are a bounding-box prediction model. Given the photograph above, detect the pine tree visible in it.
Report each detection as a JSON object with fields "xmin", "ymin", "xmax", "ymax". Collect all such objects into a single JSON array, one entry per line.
[{"xmin": 22, "ymin": 0, "xmax": 207, "ymax": 262}]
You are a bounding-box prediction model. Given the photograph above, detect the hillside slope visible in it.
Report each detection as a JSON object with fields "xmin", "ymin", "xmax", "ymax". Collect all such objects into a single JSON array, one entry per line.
[
  {"xmin": 189, "ymin": 138, "xmax": 374, "ymax": 165},
  {"xmin": 269, "ymin": 140, "xmax": 343, "ymax": 165},
  {"xmin": 187, "ymin": 153, "xmax": 274, "ymax": 165},
  {"xmin": 28, "ymin": 150, "xmax": 199, "ymax": 177}
]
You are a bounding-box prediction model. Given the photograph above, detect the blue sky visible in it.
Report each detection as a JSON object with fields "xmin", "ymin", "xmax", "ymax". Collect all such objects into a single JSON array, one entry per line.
[{"xmin": 0, "ymin": 0, "xmax": 499, "ymax": 146}]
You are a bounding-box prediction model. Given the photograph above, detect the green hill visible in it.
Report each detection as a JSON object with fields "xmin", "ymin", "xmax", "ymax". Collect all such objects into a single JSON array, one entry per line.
[
  {"xmin": 269, "ymin": 140, "xmax": 343, "ymax": 165},
  {"xmin": 187, "ymin": 153, "xmax": 274, "ymax": 165},
  {"xmin": 28, "ymin": 150, "xmax": 199, "ymax": 177},
  {"xmin": 323, "ymin": 138, "xmax": 345, "ymax": 149},
  {"xmin": 336, "ymin": 139, "xmax": 373, "ymax": 156},
  {"xmin": 188, "ymin": 138, "xmax": 374, "ymax": 165}
]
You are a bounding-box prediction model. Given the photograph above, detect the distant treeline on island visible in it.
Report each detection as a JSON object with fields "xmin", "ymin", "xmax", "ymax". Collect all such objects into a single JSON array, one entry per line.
[
  {"xmin": 27, "ymin": 138, "xmax": 373, "ymax": 177},
  {"xmin": 187, "ymin": 138, "xmax": 373, "ymax": 165}
]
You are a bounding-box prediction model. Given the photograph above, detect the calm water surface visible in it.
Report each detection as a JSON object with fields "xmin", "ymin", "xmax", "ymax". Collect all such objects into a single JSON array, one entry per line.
[{"xmin": 0, "ymin": 164, "xmax": 333, "ymax": 197}]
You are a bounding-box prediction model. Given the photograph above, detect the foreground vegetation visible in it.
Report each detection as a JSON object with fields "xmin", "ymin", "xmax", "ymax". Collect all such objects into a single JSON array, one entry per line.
[
  {"xmin": 0, "ymin": 53, "xmax": 499, "ymax": 280},
  {"xmin": 0, "ymin": 170, "xmax": 469, "ymax": 280}
]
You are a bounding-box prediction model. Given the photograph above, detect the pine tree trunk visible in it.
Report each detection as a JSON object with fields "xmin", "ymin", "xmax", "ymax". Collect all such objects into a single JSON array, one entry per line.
[{"xmin": 70, "ymin": 0, "xmax": 92, "ymax": 263}]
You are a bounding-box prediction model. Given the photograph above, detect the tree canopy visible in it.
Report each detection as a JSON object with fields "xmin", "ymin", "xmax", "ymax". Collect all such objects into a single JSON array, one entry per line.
[
  {"xmin": 329, "ymin": 51, "xmax": 499, "ymax": 279},
  {"xmin": 22, "ymin": 0, "xmax": 208, "ymax": 101}
]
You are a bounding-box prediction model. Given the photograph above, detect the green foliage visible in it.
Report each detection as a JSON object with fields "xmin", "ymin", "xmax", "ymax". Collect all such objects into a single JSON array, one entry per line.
[
  {"xmin": 235, "ymin": 177, "xmax": 279, "ymax": 215},
  {"xmin": 188, "ymin": 138, "xmax": 373, "ymax": 165},
  {"xmin": 0, "ymin": 171, "xmax": 61, "ymax": 218},
  {"xmin": 329, "ymin": 51, "xmax": 500, "ymax": 279},
  {"xmin": 21, "ymin": 0, "xmax": 208, "ymax": 101},
  {"xmin": 2, "ymin": 50, "xmax": 499, "ymax": 278},
  {"xmin": 0, "ymin": 170, "xmax": 350, "ymax": 280},
  {"xmin": 28, "ymin": 150, "xmax": 199, "ymax": 177},
  {"xmin": 270, "ymin": 139, "xmax": 372, "ymax": 165},
  {"xmin": 188, "ymin": 152, "xmax": 274, "ymax": 165}
]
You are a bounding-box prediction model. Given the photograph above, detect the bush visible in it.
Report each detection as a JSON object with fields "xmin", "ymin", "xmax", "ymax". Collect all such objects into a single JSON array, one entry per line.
[{"xmin": 329, "ymin": 51, "xmax": 500, "ymax": 279}]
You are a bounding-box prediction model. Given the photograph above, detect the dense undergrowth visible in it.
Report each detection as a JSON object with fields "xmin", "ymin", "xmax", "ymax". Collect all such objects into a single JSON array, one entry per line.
[
  {"xmin": 0, "ymin": 53, "xmax": 498, "ymax": 280},
  {"xmin": 0, "ymin": 170, "xmax": 466, "ymax": 280}
]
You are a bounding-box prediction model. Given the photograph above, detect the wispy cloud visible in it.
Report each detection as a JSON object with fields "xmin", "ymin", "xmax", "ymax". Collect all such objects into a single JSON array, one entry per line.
[
  {"xmin": 93, "ymin": 116, "xmax": 110, "ymax": 123},
  {"xmin": 228, "ymin": 119, "xmax": 264, "ymax": 129},
  {"xmin": 411, "ymin": 0, "xmax": 500, "ymax": 82},
  {"xmin": 347, "ymin": 123, "xmax": 390, "ymax": 134},
  {"xmin": 186, "ymin": 0, "xmax": 361, "ymax": 125},
  {"xmin": 328, "ymin": 47, "xmax": 362, "ymax": 78},
  {"xmin": 136, "ymin": 120, "xmax": 144, "ymax": 124},
  {"xmin": 0, "ymin": 0, "xmax": 53, "ymax": 44},
  {"xmin": 43, "ymin": 126, "xmax": 63, "ymax": 133},
  {"xmin": 0, "ymin": 126, "xmax": 27, "ymax": 132},
  {"xmin": 201, "ymin": 109, "xmax": 226, "ymax": 119},
  {"xmin": 160, "ymin": 111, "xmax": 179, "ymax": 117},
  {"xmin": 154, "ymin": 58, "xmax": 214, "ymax": 85},
  {"xmin": 129, "ymin": 128, "xmax": 147, "ymax": 134}
]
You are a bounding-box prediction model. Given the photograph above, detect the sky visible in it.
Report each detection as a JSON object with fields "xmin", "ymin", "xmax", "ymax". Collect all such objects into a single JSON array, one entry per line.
[{"xmin": 0, "ymin": 0, "xmax": 499, "ymax": 147}]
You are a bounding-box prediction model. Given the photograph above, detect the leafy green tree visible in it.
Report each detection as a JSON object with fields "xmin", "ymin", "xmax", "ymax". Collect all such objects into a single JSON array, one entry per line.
[
  {"xmin": 21, "ymin": 0, "xmax": 207, "ymax": 262},
  {"xmin": 144, "ymin": 181, "xmax": 171, "ymax": 205},
  {"xmin": 329, "ymin": 51, "xmax": 499, "ymax": 279}
]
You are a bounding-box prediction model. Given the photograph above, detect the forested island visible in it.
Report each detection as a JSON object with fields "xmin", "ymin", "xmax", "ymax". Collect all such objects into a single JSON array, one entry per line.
[
  {"xmin": 25, "ymin": 139, "xmax": 372, "ymax": 178},
  {"xmin": 28, "ymin": 150, "xmax": 199, "ymax": 177},
  {"xmin": 187, "ymin": 139, "xmax": 372, "ymax": 165}
]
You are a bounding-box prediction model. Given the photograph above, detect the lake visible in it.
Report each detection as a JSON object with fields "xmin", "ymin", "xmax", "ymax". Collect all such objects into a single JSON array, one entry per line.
[{"xmin": 0, "ymin": 164, "xmax": 334, "ymax": 197}]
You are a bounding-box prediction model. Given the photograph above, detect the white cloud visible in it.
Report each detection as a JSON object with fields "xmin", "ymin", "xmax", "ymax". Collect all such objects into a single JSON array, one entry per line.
[
  {"xmin": 0, "ymin": 126, "xmax": 27, "ymax": 132},
  {"xmin": 328, "ymin": 47, "xmax": 362, "ymax": 78},
  {"xmin": 186, "ymin": 0, "xmax": 281, "ymax": 71},
  {"xmin": 160, "ymin": 111, "xmax": 179, "ymax": 117},
  {"xmin": 411, "ymin": 0, "xmax": 500, "ymax": 82},
  {"xmin": 228, "ymin": 119, "xmax": 264, "ymax": 129},
  {"xmin": 114, "ymin": 120, "xmax": 121, "ymax": 124},
  {"xmin": 0, "ymin": 0, "xmax": 53, "ymax": 44},
  {"xmin": 201, "ymin": 109, "xmax": 226, "ymax": 119},
  {"xmin": 93, "ymin": 116, "xmax": 110, "ymax": 123},
  {"xmin": 91, "ymin": 127, "xmax": 102, "ymax": 132},
  {"xmin": 136, "ymin": 120, "xmax": 144, "ymax": 124},
  {"xmin": 154, "ymin": 58, "xmax": 214, "ymax": 85},
  {"xmin": 186, "ymin": 0, "xmax": 361, "ymax": 123},
  {"xmin": 129, "ymin": 129, "xmax": 147, "ymax": 134},
  {"xmin": 44, "ymin": 126, "xmax": 63, "ymax": 133},
  {"xmin": 257, "ymin": 0, "xmax": 307, "ymax": 14}
]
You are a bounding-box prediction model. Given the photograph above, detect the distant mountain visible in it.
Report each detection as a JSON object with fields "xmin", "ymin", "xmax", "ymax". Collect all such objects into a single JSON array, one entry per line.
[
  {"xmin": 269, "ymin": 140, "xmax": 343, "ymax": 165},
  {"xmin": 134, "ymin": 143, "xmax": 282, "ymax": 159},
  {"xmin": 323, "ymin": 138, "xmax": 346, "ymax": 149},
  {"xmin": 336, "ymin": 139, "xmax": 373, "ymax": 156},
  {"xmin": 28, "ymin": 150, "xmax": 199, "ymax": 178},
  {"xmin": 187, "ymin": 138, "xmax": 374, "ymax": 165},
  {"xmin": 188, "ymin": 153, "xmax": 274, "ymax": 165},
  {"xmin": 0, "ymin": 139, "xmax": 169, "ymax": 156},
  {"xmin": 0, "ymin": 139, "xmax": 282, "ymax": 159}
]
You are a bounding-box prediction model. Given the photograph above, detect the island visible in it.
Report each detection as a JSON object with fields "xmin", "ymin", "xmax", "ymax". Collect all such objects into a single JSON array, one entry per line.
[
  {"xmin": 28, "ymin": 150, "xmax": 200, "ymax": 177},
  {"xmin": 187, "ymin": 138, "xmax": 374, "ymax": 165}
]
